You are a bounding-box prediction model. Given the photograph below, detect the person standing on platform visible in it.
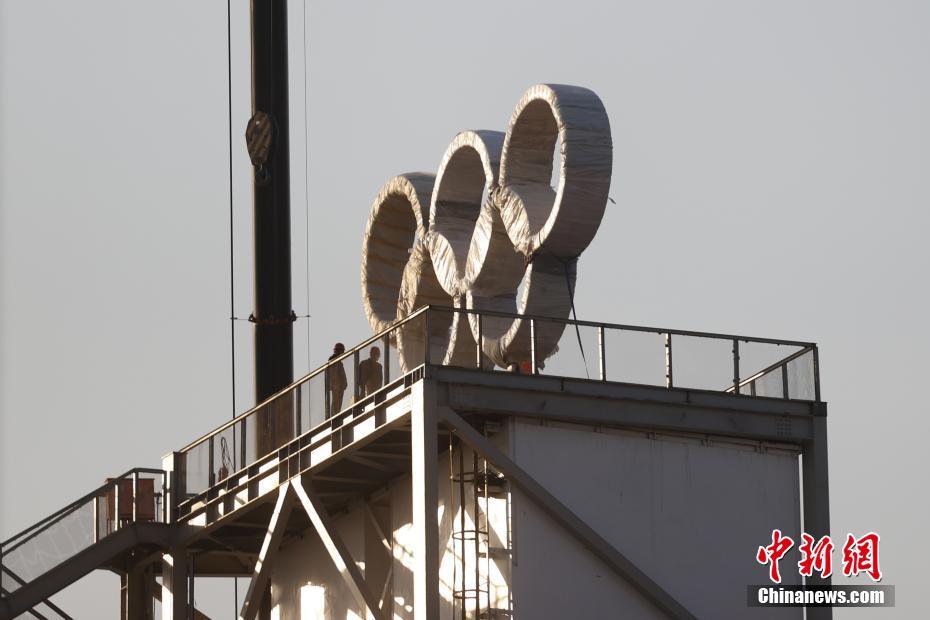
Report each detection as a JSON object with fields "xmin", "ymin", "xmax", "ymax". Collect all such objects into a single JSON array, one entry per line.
[
  {"xmin": 359, "ymin": 346, "xmax": 384, "ymax": 397},
  {"xmin": 327, "ymin": 342, "xmax": 347, "ymax": 417}
]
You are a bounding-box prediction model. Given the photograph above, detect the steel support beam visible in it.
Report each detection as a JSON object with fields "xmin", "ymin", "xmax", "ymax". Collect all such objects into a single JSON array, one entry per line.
[
  {"xmin": 250, "ymin": 0, "xmax": 294, "ymax": 404},
  {"xmin": 291, "ymin": 479, "xmax": 387, "ymax": 620},
  {"xmin": 363, "ymin": 502, "xmax": 392, "ymax": 555},
  {"xmin": 440, "ymin": 369, "xmax": 816, "ymax": 444},
  {"xmin": 803, "ymin": 410, "xmax": 832, "ymax": 620},
  {"xmin": 440, "ymin": 407, "xmax": 697, "ymax": 620},
  {"xmin": 410, "ymin": 381, "xmax": 440, "ymax": 620},
  {"xmin": 160, "ymin": 549, "xmax": 188, "ymax": 620},
  {"xmin": 239, "ymin": 485, "xmax": 295, "ymax": 620},
  {"xmin": 122, "ymin": 563, "xmax": 153, "ymax": 620}
]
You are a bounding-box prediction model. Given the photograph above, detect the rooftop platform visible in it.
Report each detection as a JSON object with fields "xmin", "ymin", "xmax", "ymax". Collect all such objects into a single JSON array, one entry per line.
[{"xmin": 1, "ymin": 306, "xmax": 829, "ymax": 619}]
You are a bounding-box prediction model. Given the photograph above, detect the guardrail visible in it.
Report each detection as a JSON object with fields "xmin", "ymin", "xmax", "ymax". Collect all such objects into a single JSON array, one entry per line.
[
  {"xmin": 172, "ymin": 306, "xmax": 820, "ymax": 512},
  {"xmin": 0, "ymin": 469, "xmax": 167, "ymax": 596},
  {"xmin": 176, "ymin": 369, "xmax": 422, "ymax": 523}
]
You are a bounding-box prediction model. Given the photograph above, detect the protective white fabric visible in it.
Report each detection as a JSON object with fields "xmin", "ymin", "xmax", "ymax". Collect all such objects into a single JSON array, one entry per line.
[
  {"xmin": 360, "ymin": 173, "xmax": 434, "ymax": 336},
  {"xmin": 360, "ymin": 84, "xmax": 613, "ymax": 370}
]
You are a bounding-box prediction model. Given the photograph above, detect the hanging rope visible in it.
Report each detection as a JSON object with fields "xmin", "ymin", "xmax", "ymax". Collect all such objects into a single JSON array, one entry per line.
[
  {"xmin": 555, "ymin": 255, "xmax": 590, "ymax": 379},
  {"xmin": 226, "ymin": 0, "xmax": 237, "ymax": 427},
  {"xmin": 302, "ymin": 0, "xmax": 312, "ymax": 374}
]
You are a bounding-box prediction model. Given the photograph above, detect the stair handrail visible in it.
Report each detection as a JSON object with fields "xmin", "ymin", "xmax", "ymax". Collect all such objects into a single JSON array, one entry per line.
[{"xmin": 1, "ymin": 467, "xmax": 166, "ymax": 553}]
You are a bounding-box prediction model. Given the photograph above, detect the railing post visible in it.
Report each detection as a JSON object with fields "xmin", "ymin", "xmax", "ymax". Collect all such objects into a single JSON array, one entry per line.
[
  {"xmin": 162, "ymin": 451, "xmax": 185, "ymax": 524},
  {"xmin": 353, "ymin": 349, "xmax": 361, "ymax": 401},
  {"xmin": 732, "ymin": 339, "xmax": 741, "ymax": 395},
  {"xmin": 812, "ymin": 345, "xmax": 821, "ymax": 402},
  {"xmin": 295, "ymin": 382, "xmax": 302, "ymax": 436},
  {"xmin": 781, "ymin": 363, "xmax": 789, "ymax": 399},
  {"xmin": 93, "ymin": 494, "xmax": 100, "ymax": 542},
  {"xmin": 664, "ymin": 333, "xmax": 673, "ymax": 388},
  {"xmin": 162, "ymin": 471, "xmax": 169, "ymax": 523},
  {"xmin": 423, "ymin": 308, "xmax": 432, "ymax": 366},
  {"xmin": 598, "ymin": 325, "xmax": 606, "ymax": 381},
  {"xmin": 476, "ymin": 313, "xmax": 483, "ymax": 369},
  {"xmin": 530, "ymin": 319, "xmax": 538, "ymax": 375},
  {"xmin": 239, "ymin": 418, "xmax": 247, "ymax": 470},
  {"xmin": 324, "ymin": 363, "xmax": 332, "ymax": 419},
  {"xmin": 383, "ymin": 333, "xmax": 391, "ymax": 383},
  {"xmin": 114, "ymin": 478, "xmax": 120, "ymax": 531},
  {"xmin": 132, "ymin": 471, "xmax": 139, "ymax": 523},
  {"xmin": 208, "ymin": 437, "xmax": 216, "ymax": 487}
]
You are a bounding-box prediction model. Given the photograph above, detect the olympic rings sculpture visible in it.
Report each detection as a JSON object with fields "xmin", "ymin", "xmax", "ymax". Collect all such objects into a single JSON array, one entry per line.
[{"xmin": 360, "ymin": 84, "xmax": 612, "ymax": 372}]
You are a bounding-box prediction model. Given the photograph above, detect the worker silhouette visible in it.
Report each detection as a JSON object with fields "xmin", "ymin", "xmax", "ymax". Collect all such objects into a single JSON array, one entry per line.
[
  {"xmin": 358, "ymin": 346, "xmax": 384, "ymax": 397},
  {"xmin": 327, "ymin": 342, "xmax": 347, "ymax": 417}
]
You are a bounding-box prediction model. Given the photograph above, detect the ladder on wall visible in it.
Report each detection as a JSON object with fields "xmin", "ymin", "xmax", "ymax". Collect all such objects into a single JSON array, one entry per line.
[{"xmin": 449, "ymin": 426, "xmax": 512, "ymax": 620}]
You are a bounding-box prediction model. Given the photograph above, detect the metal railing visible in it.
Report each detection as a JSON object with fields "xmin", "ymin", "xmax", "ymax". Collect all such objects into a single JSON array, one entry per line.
[
  {"xmin": 426, "ymin": 306, "xmax": 819, "ymax": 399},
  {"xmin": 176, "ymin": 368, "xmax": 423, "ymax": 522},
  {"xmin": 172, "ymin": 306, "xmax": 820, "ymax": 513},
  {"xmin": 0, "ymin": 469, "xmax": 167, "ymax": 597},
  {"xmin": 173, "ymin": 308, "xmax": 429, "ymax": 504}
]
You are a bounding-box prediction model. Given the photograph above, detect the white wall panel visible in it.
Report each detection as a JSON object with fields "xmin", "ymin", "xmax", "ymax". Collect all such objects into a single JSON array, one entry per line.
[{"xmin": 510, "ymin": 421, "xmax": 802, "ymax": 619}]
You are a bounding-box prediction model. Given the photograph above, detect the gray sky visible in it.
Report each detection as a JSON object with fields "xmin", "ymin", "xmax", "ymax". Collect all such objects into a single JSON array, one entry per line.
[{"xmin": 2, "ymin": 0, "xmax": 928, "ymax": 617}]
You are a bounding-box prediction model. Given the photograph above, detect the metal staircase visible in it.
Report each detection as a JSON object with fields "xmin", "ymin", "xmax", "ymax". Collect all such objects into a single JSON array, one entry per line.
[{"xmin": 0, "ymin": 470, "xmax": 173, "ymax": 620}]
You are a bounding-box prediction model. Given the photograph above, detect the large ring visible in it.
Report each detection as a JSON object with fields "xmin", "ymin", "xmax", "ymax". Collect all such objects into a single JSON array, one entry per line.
[{"xmin": 360, "ymin": 84, "xmax": 612, "ymax": 371}]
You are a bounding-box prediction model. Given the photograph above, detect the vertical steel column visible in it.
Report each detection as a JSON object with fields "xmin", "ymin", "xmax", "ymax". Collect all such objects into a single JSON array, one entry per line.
[
  {"xmin": 803, "ymin": 406, "xmax": 832, "ymax": 620},
  {"xmin": 123, "ymin": 563, "xmax": 152, "ymax": 620},
  {"xmin": 473, "ymin": 450, "xmax": 481, "ymax": 617},
  {"xmin": 161, "ymin": 549, "xmax": 189, "ymax": 620},
  {"xmin": 251, "ymin": 0, "xmax": 294, "ymax": 404},
  {"xmin": 597, "ymin": 325, "xmax": 606, "ymax": 381},
  {"xmin": 410, "ymin": 381, "xmax": 439, "ymax": 620}
]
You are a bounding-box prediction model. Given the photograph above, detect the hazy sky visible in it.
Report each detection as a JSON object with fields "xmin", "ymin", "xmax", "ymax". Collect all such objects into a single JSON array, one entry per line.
[{"xmin": 2, "ymin": 0, "xmax": 928, "ymax": 617}]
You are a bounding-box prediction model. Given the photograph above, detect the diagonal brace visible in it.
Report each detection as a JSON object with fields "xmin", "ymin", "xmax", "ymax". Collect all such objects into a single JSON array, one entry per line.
[
  {"xmin": 239, "ymin": 485, "xmax": 295, "ymax": 620},
  {"xmin": 440, "ymin": 407, "xmax": 697, "ymax": 620},
  {"xmin": 292, "ymin": 479, "xmax": 388, "ymax": 620}
]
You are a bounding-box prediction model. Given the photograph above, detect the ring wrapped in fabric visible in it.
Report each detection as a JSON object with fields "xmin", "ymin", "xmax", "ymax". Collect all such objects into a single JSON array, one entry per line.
[
  {"xmin": 427, "ymin": 130, "xmax": 504, "ymax": 298},
  {"xmin": 498, "ymin": 83, "xmax": 613, "ymax": 258},
  {"xmin": 466, "ymin": 254, "xmax": 575, "ymax": 368},
  {"xmin": 360, "ymin": 84, "xmax": 612, "ymax": 372},
  {"xmin": 395, "ymin": 241, "xmax": 455, "ymax": 373},
  {"xmin": 360, "ymin": 173, "xmax": 434, "ymax": 336}
]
